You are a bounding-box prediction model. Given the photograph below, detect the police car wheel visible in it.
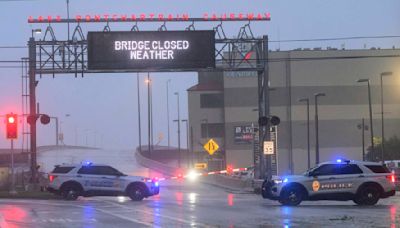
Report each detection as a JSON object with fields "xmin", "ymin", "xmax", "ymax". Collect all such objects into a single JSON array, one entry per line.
[
  {"xmin": 61, "ymin": 185, "xmax": 81, "ymax": 200},
  {"xmin": 280, "ymin": 187, "xmax": 303, "ymax": 206},
  {"xmin": 355, "ymin": 186, "xmax": 380, "ymax": 206},
  {"xmin": 128, "ymin": 185, "xmax": 145, "ymax": 201}
]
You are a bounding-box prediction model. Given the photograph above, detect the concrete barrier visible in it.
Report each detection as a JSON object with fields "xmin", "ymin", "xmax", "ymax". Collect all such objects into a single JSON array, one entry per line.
[
  {"xmin": 200, "ymin": 174, "xmax": 254, "ymax": 192},
  {"xmin": 135, "ymin": 149, "xmax": 186, "ymax": 177},
  {"xmin": 135, "ymin": 147, "xmax": 258, "ymax": 192}
]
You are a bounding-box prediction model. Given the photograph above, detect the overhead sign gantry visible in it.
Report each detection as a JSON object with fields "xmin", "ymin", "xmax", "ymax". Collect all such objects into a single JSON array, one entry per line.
[
  {"xmin": 87, "ymin": 31, "xmax": 215, "ymax": 70},
  {"xmin": 25, "ymin": 12, "xmax": 272, "ymax": 182}
]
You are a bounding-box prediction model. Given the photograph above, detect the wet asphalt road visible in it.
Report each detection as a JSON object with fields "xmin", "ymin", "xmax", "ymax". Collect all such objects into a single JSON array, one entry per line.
[
  {"xmin": 1, "ymin": 148, "xmax": 399, "ymax": 227},
  {"xmin": 0, "ymin": 179, "xmax": 400, "ymax": 228}
]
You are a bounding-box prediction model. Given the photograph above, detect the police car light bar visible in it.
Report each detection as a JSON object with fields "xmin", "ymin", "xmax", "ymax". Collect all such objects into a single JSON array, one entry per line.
[
  {"xmin": 336, "ymin": 158, "xmax": 350, "ymax": 163},
  {"xmin": 82, "ymin": 161, "xmax": 93, "ymax": 166}
]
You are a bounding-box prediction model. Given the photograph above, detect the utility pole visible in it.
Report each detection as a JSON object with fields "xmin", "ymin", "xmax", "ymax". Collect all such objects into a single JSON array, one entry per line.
[{"xmin": 29, "ymin": 37, "xmax": 38, "ymax": 184}]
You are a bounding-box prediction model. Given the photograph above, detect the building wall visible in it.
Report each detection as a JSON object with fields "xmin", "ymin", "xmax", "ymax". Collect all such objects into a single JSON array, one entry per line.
[
  {"xmin": 188, "ymin": 72, "xmax": 225, "ymax": 165},
  {"xmin": 188, "ymin": 48, "xmax": 400, "ymax": 175}
]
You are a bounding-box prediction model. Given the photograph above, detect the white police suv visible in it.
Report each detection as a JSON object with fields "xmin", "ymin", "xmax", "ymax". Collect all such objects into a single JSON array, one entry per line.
[
  {"xmin": 47, "ymin": 162, "xmax": 160, "ymax": 201},
  {"xmin": 262, "ymin": 159, "xmax": 396, "ymax": 206}
]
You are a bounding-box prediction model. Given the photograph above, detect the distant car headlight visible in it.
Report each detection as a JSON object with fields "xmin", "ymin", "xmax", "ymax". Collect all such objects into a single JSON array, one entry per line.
[{"xmin": 186, "ymin": 170, "xmax": 201, "ymax": 182}]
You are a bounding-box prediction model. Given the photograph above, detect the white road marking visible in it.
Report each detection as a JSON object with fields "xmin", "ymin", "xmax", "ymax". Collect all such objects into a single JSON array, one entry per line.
[
  {"xmin": 0, "ymin": 198, "xmax": 208, "ymax": 226},
  {"xmin": 100, "ymin": 200, "xmax": 208, "ymax": 227},
  {"xmin": 0, "ymin": 199, "xmax": 156, "ymax": 227},
  {"xmin": 94, "ymin": 207, "xmax": 157, "ymax": 227}
]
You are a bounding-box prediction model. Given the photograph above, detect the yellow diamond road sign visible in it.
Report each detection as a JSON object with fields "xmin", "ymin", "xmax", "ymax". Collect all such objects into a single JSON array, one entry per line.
[{"xmin": 204, "ymin": 139, "xmax": 219, "ymax": 155}]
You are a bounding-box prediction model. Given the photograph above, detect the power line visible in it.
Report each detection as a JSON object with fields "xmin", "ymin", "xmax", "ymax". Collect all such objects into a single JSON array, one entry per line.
[
  {"xmin": 0, "ymin": 35, "xmax": 399, "ymax": 49},
  {"xmin": 269, "ymin": 35, "xmax": 400, "ymax": 43},
  {"xmin": 0, "ymin": 46, "xmax": 26, "ymax": 49},
  {"xmin": 0, "ymin": 54, "xmax": 399, "ymax": 69}
]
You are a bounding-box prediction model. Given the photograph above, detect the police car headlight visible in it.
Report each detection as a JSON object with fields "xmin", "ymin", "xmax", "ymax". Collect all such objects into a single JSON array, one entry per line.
[{"xmin": 273, "ymin": 178, "xmax": 288, "ymax": 184}]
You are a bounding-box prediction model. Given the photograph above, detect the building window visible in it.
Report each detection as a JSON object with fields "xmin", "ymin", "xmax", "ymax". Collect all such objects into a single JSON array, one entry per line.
[
  {"xmin": 201, "ymin": 123, "xmax": 224, "ymax": 138},
  {"xmin": 200, "ymin": 93, "xmax": 223, "ymax": 108}
]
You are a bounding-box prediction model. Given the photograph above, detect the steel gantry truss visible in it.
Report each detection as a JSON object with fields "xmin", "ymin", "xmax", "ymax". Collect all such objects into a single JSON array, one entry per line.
[{"xmin": 27, "ymin": 18, "xmax": 271, "ymax": 182}]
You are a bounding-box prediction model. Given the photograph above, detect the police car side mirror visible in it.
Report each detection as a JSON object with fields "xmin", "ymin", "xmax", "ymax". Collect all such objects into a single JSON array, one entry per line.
[
  {"xmin": 309, "ymin": 171, "xmax": 320, "ymax": 177},
  {"xmin": 115, "ymin": 172, "xmax": 125, "ymax": 177}
]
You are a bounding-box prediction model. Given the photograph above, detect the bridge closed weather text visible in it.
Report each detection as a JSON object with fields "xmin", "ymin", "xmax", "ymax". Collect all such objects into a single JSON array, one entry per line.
[{"xmin": 114, "ymin": 40, "xmax": 190, "ymax": 60}]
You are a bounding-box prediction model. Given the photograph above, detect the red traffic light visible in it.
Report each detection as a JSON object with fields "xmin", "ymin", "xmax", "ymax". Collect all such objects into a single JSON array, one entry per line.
[
  {"xmin": 8, "ymin": 116, "xmax": 15, "ymax": 124},
  {"xmin": 6, "ymin": 113, "xmax": 18, "ymax": 139}
]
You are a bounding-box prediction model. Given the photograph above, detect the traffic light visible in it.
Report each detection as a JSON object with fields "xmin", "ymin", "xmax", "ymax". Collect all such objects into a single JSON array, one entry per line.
[
  {"xmin": 258, "ymin": 115, "xmax": 281, "ymax": 126},
  {"xmin": 6, "ymin": 113, "xmax": 18, "ymax": 139}
]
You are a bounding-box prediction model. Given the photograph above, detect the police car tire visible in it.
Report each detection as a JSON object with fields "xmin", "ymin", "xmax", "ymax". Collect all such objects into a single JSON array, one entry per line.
[
  {"xmin": 61, "ymin": 183, "xmax": 82, "ymax": 200},
  {"xmin": 128, "ymin": 185, "xmax": 145, "ymax": 201},
  {"xmin": 280, "ymin": 187, "xmax": 303, "ymax": 206},
  {"xmin": 354, "ymin": 186, "xmax": 380, "ymax": 206}
]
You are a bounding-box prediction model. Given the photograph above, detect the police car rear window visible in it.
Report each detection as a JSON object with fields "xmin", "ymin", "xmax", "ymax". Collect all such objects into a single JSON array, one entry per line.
[
  {"xmin": 51, "ymin": 166, "xmax": 75, "ymax": 173},
  {"xmin": 365, "ymin": 165, "xmax": 390, "ymax": 173}
]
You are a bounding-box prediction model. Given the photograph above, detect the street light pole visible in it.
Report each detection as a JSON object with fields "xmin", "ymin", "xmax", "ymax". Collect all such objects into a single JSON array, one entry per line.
[
  {"xmin": 50, "ymin": 117, "xmax": 59, "ymax": 146},
  {"xmin": 298, "ymin": 98, "xmax": 310, "ymax": 169},
  {"xmin": 137, "ymin": 73, "xmax": 142, "ymax": 153},
  {"xmin": 380, "ymin": 72, "xmax": 392, "ymax": 163},
  {"xmin": 146, "ymin": 74, "xmax": 151, "ymax": 158},
  {"xmin": 362, "ymin": 118, "xmax": 365, "ymax": 161},
  {"xmin": 182, "ymin": 119, "xmax": 189, "ymax": 168},
  {"xmin": 174, "ymin": 92, "xmax": 181, "ymax": 168},
  {"xmin": 357, "ymin": 79, "xmax": 375, "ymax": 160},
  {"xmin": 166, "ymin": 79, "xmax": 171, "ymax": 150},
  {"xmin": 314, "ymin": 93, "xmax": 325, "ymax": 165},
  {"xmin": 150, "ymin": 76, "xmax": 154, "ymax": 150}
]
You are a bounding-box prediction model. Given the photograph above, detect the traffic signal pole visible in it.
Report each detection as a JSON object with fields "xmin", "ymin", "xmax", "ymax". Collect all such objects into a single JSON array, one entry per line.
[
  {"xmin": 28, "ymin": 37, "xmax": 38, "ymax": 184},
  {"xmin": 9, "ymin": 139, "xmax": 17, "ymax": 195},
  {"xmin": 256, "ymin": 36, "xmax": 270, "ymax": 180}
]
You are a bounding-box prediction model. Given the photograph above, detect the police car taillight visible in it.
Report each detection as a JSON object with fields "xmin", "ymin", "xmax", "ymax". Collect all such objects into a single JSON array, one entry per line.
[
  {"xmin": 49, "ymin": 175, "xmax": 57, "ymax": 182},
  {"xmin": 387, "ymin": 173, "xmax": 396, "ymax": 183},
  {"xmin": 143, "ymin": 178, "xmax": 153, "ymax": 183}
]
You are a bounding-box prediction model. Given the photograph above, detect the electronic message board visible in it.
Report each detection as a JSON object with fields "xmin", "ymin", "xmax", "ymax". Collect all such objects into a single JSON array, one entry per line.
[{"xmin": 87, "ymin": 31, "xmax": 215, "ymax": 71}]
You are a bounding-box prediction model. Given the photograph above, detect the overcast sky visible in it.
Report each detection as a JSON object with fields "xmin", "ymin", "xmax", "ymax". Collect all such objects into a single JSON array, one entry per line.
[{"xmin": 0, "ymin": 0, "xmax": 399, "ymax": 150}]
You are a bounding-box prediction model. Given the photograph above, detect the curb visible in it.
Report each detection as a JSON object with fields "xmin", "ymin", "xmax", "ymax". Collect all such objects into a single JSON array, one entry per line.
[{"xmin": 0, "ymin": 213, "xmax": 8, "ymax": 228}]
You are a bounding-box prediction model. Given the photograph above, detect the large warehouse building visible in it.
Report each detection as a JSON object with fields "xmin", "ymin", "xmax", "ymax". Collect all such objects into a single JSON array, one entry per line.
[{"xmin": 188, "ymin": 47, "xmax": 400, "ymax": 175}]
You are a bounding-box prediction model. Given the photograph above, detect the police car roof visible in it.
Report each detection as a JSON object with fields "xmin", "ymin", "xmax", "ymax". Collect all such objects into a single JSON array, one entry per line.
[
  {"xmin": 319, "ymin": 160, "xmax": 383, "ymax": 166},
  {"xmin": 55, "ymin": 163, "xmax": 110, "ymax": 167}
]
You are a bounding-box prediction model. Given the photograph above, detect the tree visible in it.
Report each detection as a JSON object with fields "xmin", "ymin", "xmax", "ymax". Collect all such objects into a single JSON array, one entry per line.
[{"xmin": 366, "ymin": 135, "xmax": 400, "ymax": 161}]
